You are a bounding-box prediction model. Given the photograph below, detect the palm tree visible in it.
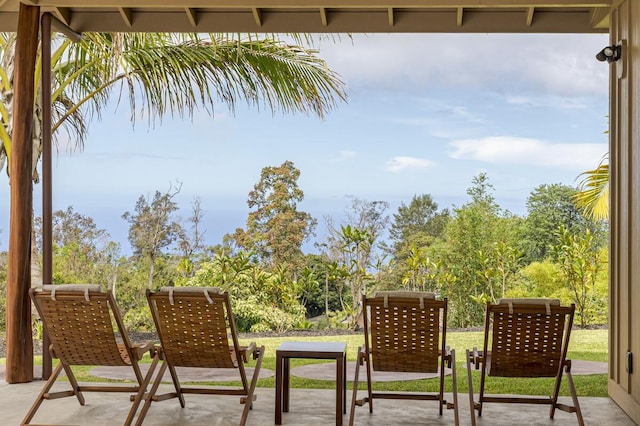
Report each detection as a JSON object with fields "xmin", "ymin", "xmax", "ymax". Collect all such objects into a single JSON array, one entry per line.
[
  {"xmin": 0, "ymin": 31, "xmax": 347, "ymax": 291},
  {"xmin": 0, "ymin": 32, "xmax": 347, "ymax": 179},
  {"xmin": 575, "ymin": 154, "xmax": 609, "ymax": 221}
]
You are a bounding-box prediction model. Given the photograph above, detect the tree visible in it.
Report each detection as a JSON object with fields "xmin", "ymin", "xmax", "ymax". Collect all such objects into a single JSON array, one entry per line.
[
  {"xmin": 387, "ymin": 194, "xmax": 450, "ymax": 284},
  {"xmin": 0, "ymin": 32, "xmax": 347, "ymax": 179},
  {"xmin": 437, "ymin": 173, "xmax": 519, "ymax": 327},
  {"xmin": 552, "ymin": 226, "xmax": 606, "ymax": 327},
  {"xmin": 176, "ymin": 197, "xmax": 207, "ymax": 280},
  {"xmin": 522, "ymin": 183, "xmax": 601, "ymax": 263},
  {"xmin": 323, "ymin": 197, "xmax": 390, "ymax": 268},
  {"xmin": 187, "ymin": 252, "xmax": 306, "ymax": 332},
  {"xmin": 33, "ymin": 206, "xmax": 121, "ymax": 286},
  {"xmin": 389, "ymin": 194, "xmax": 449, "ymax": 256},
  {"xmin": 233, "ymin": 161, "xmax": 317, "ymax": 274},
  {"xmin": 122, "ymin": 184, "xmax": 183, "ymax": 289}
]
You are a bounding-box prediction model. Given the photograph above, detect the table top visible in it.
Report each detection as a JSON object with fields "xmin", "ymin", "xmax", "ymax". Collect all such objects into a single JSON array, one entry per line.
[{"xmin": 277, "ymin": 341, "xmax": 347, "ymax": 356}]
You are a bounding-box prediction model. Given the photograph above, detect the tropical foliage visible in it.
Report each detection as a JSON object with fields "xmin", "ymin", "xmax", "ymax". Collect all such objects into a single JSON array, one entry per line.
[
  {"xmin": 2, "ymin": 166, "xmax": 609, "ymax": 332},
  {"xmin": 576, "ymin": 154, "xmax": 609, "ymax": 221}
]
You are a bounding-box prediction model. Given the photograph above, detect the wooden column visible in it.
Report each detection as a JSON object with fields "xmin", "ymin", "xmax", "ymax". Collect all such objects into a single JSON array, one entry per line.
[
  {"xmin": 608, "ymin": 0, "xmax": 640, "ymax": 423},
  {"xmin": 41, "ymin": 13, "xmax": 53, "ymax": 379},
  {"xmin": 6, "ymin": 3, "xmax": 40, "ymax": 384}
]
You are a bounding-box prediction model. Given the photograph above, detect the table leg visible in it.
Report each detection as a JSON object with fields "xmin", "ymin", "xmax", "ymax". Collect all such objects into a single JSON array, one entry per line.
[
  {"xmin": 283, "ymin": 357, "xmax": 290, "ymax": 413},
  {"xmin": 336, "ymin": 355, "xmax": 344, "ymax": 425},
  {"xmin": 343, "ymin": 353, "xmax": 347, "ymax": 414},
  {"xmin": 275, "ymin": 352, "xmax": 283, "ymax": 425}
]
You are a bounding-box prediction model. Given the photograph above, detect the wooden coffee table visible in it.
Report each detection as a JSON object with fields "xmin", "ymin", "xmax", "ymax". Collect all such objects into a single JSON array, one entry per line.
[{"xmin": 275, "ymin": 341, "xmax": 347, "ymax": 425}]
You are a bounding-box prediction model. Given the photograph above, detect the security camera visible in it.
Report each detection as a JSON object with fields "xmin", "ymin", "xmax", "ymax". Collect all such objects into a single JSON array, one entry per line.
[{"xmin": 596, "ymin": 45, "xmax": 621, "ymax": 63}]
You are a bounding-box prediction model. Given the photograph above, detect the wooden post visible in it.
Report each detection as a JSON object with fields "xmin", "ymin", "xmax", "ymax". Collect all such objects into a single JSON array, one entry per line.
[
  {"xmin": 41, "ymin": 12, "xmax": 53, "ymax": 379},
  {"xmin": 6, "ymin": 3, "xmax": 40, "ymax": 384}
]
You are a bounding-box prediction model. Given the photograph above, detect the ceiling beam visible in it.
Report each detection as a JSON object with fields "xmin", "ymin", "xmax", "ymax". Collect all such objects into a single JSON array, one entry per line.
[
  {"xmin": 54, "ymin": 7, "xmax": 72, "ymax": 26},
  {"xmin": 118, "ymin": 7, "xmax": 133, "ymax": 27},
  {"xmin": 319, "ymin": 7, "xmax": 328, "ymax": 26},
  {"xmin": 590, "ymin": 6, "xmax": 609, "ymax": 27},
  {"xmin": 185, "ymin": 7, "xmax": 198, "ymax": 27},
  {"xmin": 0, "ymin": 3, "xmax": 612, "ymax": 33},
  {"xmin": 526, "ymin": 7, "xmax": 535, "ymax": 26},
  {"xmin": 252, "ymin": 7, "xmax": 262, "ymax": 26},
  {"xmin": 27, "ymin": 0, "xmax": 612, "ymax": 8}
]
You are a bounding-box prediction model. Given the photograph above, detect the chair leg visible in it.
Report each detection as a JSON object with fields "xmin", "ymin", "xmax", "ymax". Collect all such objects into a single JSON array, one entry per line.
[
  {"xmin": 465, "ymin": 350, "xmax": 476, "ymax": 426},
  {"xmin": 166, "ymin": 362, "xmax": 185, "ymax": 408},
  {"xmin": 364, "ymin": 348, "xmax": 373, "ymax": 414},
  {"xmin": 549, "ymin": 362, "xmax": 566, "ymax": 420},
  {"xmin": 126, "ymin": 353, "xmax": 160, "ymax": 426},
  {"xmin": 134, "ymin": 360, "xmax": 169, "ymax": 426},
  {"xmin": 22, "ymin": 363, "xmax": 64, "ymax": 425},
  {"xmin": 61, "ymin": 362, "xmax": 85, "ymax": 406},
  {"xmin": 564, "ymin": 369, "xmax": 585, "ymax": 426},
  {"xmin": 449, "ymin": 349, "xmax": 460, "ymax": 426},
  {"xmin": 348, "ymin": 347, "xmax": 363, "ymax": 426},
  {"xmin": 549, "ymin": 363, "xmax": 584, "ymax": 426},
  {"xmin": 438, "ymin": 355, "xmax": 446, "ymax": 415},
  {"xmin": 239, "ymin": 345, "xmax": 265, "ymax": 426}
]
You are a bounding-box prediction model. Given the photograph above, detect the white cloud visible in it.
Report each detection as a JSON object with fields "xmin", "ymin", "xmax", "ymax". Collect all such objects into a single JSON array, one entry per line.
[
  {"xmin": 384, "ymin": 156, "xmax": 434, "ymax": 173},
  {"xmin": 318, "ymin": 33, "xmax": 609, "ymax": 98},
  {"xmin": 449, "ymin": 136, "xmax": 606, "ymax": 170},
  {"xmin": 330, "ymin": 150, "xmax": 356, "ymax": 162}
]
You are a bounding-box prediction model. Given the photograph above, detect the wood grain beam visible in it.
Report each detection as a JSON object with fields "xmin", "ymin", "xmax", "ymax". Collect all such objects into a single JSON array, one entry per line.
[
  {"xmin": 590, "ymin": 6, "xmax": 609, "ymax": 27},
  {"xmin": 25, "ymin": 1, "xmax": 613, "ymax": 7},
  {"xmin": 526, "ymin": 6, "xmax": 535, "ymax": 25},
  {"xmin": 54, "ymin": 7, "xmax": 72, "ymax": 26},
  {"xmin": 319, "ymin": 7, "xmax": 328, "ymax": 26},
  {"xmin": 6, "ymin": 1, "xmax": 39, "ymax": 384},
  {"xmin": 118, "ymin": 6, "xmax": 133, "ymax": 27},
  {"xmin": 185, "ymin": 7, "xmax": 198, "ymax": 27},
  {"xmin": 252, "ymin": 7, "xmax": 262, "ymax": 26}
]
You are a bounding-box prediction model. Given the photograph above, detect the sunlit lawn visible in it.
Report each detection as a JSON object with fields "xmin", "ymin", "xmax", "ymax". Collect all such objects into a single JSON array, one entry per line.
[{"xmin": 1, "ymin": 329, "xmax": 608, "ymax": 397}]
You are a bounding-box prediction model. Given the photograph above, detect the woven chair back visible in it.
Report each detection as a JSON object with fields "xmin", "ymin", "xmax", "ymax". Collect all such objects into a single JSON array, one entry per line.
[
  {"xmin": 365, "ymin": 295, "xmax": 447, "ymax": 373},
  {"xmin": 487, "ymin": 303, "xmax": 574, "ymax": 378},
  {"xmin": 31, "ymin": 289, "xmax": 131, "ymax": 366},
  {"xmin": 148, "ymin": 290, "xmax": 237, "ymax": 369}
]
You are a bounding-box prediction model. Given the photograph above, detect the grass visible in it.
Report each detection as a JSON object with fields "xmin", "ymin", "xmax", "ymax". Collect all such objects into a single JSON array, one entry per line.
[{"xmin": 1, "ymin": 329, "xmax": 609, "ymax": 397}]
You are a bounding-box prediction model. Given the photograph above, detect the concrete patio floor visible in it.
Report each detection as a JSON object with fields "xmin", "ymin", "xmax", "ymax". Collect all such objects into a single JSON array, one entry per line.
[{"xmin": 1, "ymin": 379, "xmax": 635, "ymax": 425}]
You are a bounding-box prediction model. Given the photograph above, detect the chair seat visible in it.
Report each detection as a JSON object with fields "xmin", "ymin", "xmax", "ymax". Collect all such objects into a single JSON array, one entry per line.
[
  {"xmin": 350, "ymin": 293, "xmax": 459, "ymax": 426},
  {"xmin": 138, "ymin": 287, "xmax": 265, "ymax": 426},
  {"xmin": 24, "ymin": 284, "xmax": 160, "ymax": 426},
  {"xmin": 465, "ymin": 300, "xmax": 584, "ymax": 426}
]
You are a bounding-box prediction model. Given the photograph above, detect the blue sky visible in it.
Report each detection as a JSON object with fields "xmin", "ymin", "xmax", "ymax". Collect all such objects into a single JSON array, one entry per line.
[{"xmin": 0, "ymin": 33, "xmax": 610, "ymax": 253}]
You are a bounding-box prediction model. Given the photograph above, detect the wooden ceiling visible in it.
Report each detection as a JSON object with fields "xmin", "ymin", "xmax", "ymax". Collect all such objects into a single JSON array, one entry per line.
[{"xmin": 0, "ymin": 1, "xmax": 612, "ymax": 33}]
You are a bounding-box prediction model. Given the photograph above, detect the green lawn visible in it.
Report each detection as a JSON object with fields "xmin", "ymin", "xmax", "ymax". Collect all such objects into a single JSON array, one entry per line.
[{"xmin": 1, "ymin": 329, "xmax": 609, "ymax": 397}]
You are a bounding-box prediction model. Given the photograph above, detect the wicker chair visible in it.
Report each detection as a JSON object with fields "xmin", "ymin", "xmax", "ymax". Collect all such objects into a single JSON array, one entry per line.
[
  {"xmin": 349, "ymin": 291, "xmax": 459, "ymax": 426},
  {"xmin": 23, "ymin": 284, "xmax": 158, "ymax": 426},
  {"xmin": 137, "ymin": 287, "xmax": 265, "ymax": 426},
  {"xmin": 466, "ymin": 298, "xmax": 584, "ymax": 426}
]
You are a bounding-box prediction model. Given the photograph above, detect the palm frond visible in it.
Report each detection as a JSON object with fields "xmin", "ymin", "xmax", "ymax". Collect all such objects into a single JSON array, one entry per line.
[
  {"xmin": 115, "ymin": 34, "xmax": 347, "ymax": 124},
  {"xmin": 575, "ymin": 155, "xmax": 609, "ymax": 221}
]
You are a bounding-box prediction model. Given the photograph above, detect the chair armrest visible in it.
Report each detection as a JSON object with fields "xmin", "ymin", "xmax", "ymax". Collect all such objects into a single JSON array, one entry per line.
[
  {"xmin": 444, "ymin": 346, "xmax": 454, "ymax": 368},
  {"xmin": 239, "ymin": 342, "xmax": 258, "ymax": 362},
  {"xmin": 131, "ymin": 340, "xmax": 156, "ymax": 360},
  {"xmin": 357, "ymin": 345, "xmax": 367, "ymax": 365},
  {"xmin": 466, "ymin": 346, "xmax": 482, "ymax": 369}
]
